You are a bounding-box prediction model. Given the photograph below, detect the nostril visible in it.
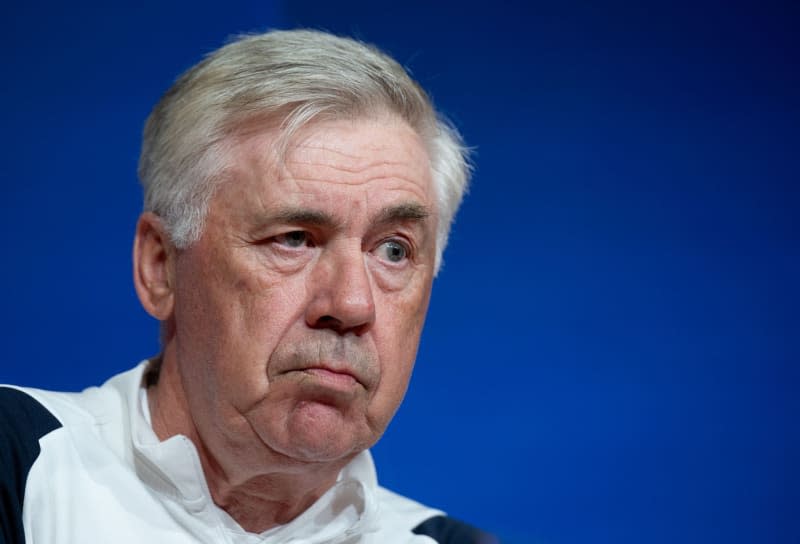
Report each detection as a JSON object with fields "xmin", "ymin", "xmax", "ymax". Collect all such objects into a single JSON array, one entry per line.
[{"xmin": 314, "ymin": 315, "xmax": 342, "ymax": 330}]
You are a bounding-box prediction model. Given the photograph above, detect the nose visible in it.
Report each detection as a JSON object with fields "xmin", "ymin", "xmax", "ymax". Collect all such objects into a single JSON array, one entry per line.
[{"xmin": 305, "ymin": 242, "xmax": 376, "ymax": 335}]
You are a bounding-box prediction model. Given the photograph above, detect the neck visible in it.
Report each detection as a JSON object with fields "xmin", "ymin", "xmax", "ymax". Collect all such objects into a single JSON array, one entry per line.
[
  {"xmin": 201, "ymin": 460, "xmax": 342, "ymax": 532},
  {"xmin": 145, "ymin": 350, "xmax": 352, "ymax": 532}
]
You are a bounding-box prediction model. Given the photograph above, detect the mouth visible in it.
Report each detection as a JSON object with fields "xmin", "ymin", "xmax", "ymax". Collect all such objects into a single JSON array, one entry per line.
[
  {"xmin": 300, "ymin": 367, "xmax": 359, "ymax": 388},
  {"xmin": 280, "ymin": 363, "xmax": 367, "ymax": 394}
]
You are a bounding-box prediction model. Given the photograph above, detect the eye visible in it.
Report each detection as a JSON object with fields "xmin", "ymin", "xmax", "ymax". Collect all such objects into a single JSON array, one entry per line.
[
  {"xmin": 274, "ymin": 231, "xmax": 311, "ymax": 248},
  {"xmin": 375, "ymin": 239, "xmax": 409, "ymax": 263}
]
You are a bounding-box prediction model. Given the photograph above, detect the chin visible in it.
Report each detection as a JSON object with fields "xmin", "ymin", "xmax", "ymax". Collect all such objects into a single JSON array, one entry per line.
[{"xmin": 276, "ymin": 401, "xmax": 372, "ymax": 463}]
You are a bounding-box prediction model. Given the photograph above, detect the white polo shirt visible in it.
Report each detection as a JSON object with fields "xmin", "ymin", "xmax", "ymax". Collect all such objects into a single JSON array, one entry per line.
[{"xmin": 1, "ymin": 362, "xmax": 487, "ymax": 543}]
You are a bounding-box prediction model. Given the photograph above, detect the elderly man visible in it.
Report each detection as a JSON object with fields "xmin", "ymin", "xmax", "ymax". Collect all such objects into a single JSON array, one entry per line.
[{"xmin": 0, "ymin": 30, "xmax": 493, "ymax": 543}]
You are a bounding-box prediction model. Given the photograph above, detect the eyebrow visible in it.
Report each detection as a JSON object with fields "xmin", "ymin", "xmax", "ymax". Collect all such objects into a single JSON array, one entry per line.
[
  {"xmin": 372, "ymin": 202, "xmax": 431, "ymax": 227},
  {"xmin": 266, "ymin": 202, "xmax": 431, "ymax": 230},
  {"xmin": 270, "ymin": 208, "xmax": 338, "ymax": 228}
]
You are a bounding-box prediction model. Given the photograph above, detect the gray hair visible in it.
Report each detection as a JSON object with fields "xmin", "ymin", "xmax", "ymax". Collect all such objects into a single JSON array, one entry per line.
[{"xmin": 138, "ymin": 29, "xmax": 470, "ymax": 273}]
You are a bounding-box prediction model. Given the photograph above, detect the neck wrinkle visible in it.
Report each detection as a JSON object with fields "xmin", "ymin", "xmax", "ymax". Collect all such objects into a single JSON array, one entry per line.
[{"xmin": 146, "ymin": 347, "xmax": 355, "ymax": 533}]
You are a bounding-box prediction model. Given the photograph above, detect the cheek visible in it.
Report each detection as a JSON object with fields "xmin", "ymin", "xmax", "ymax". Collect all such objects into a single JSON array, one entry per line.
[
  {"xmin": 221, "ymin": 272, "xmax": 311, "ymax": 379},
  {"xmin": 371, "ymin": 277, "xmax": 432, "ymax": 400},
  {"xmin": 175, "ymin": 250, "xmax": 312, "ymax": 400},
  {"xmin": 208, "ymin": 248, "xmax": 310, "ymax": 337}
]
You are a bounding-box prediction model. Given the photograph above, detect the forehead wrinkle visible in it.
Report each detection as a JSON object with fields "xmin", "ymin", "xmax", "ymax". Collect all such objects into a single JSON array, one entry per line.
[
  {"xmin": 283, "ymin": 140, "xmax": 429, "ymax": 193},
  {"xmin": 282, "ymin": 144, "xmax": 430, "ymax": 193},
  {"xmin": 278, "ymin": 172, "xmax": 429, "ymax": 192},
  {"xmin": 226, "ymin": 118, "xmax": 435, "ymax": 231},
  {"xmin": 291, "ymin": 133, "xmax": 421, "ymax": 164},
  {"xmin": 287, "ymin": 135, "xmax": 427, "ymax": 175},
  {"xmin": 285, "ymin": 157, "xmax": 423, "ymax": 181}
]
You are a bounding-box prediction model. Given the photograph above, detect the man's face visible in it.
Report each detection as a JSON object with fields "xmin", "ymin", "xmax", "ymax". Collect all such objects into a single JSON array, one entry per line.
[{"xmin": 169, "ymin": 116, "xmax": 437, "ymax": 465}]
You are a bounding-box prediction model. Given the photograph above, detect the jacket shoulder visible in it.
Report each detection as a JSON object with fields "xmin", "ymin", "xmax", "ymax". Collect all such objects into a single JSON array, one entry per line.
[
  {"xmin": 376, "ymin": 487, "xmax": 498, "ymax": 543},
  {"xmin": 412, "ymin": 515, "xmax": 500, "ymax": 544},
  {"xmin": 0, "ymin": 386, "xmax": 63, "ymax": 544}
]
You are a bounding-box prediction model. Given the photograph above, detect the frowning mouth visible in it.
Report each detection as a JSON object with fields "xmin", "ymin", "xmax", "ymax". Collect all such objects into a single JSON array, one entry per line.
[
  {"xmin": 279, "ymin": 364, "xmax": 367, "ymax": 394},
  {"xmin": 300, "ymin": 367, "xmax": 359, "ymax": 388}
]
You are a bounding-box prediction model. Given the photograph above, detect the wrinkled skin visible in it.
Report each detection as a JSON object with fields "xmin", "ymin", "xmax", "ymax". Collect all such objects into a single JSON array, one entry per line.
[{"xmin": 134, "ymin": 115, "xmax": 438, "ymax": 530}]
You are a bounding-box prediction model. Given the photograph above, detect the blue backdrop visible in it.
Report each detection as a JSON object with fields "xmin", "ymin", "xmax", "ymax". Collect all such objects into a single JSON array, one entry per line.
[{"xmin": 2, "ymin": 2, "xmax": 798, "ymax": 543}]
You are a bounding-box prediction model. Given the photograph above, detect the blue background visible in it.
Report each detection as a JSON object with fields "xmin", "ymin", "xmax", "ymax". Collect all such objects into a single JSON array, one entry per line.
[{"xmin": 2, "ymin": 2, "xmax": 797, "ymax": 543}]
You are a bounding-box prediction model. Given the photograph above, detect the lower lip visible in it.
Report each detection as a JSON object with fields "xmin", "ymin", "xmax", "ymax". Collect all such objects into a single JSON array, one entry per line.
[{"xmin": 300, "ymin": 368, "xmax": 359, "ymax": 389}]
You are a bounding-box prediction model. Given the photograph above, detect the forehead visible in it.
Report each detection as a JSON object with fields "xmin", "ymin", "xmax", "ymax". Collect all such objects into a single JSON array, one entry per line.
[{"xmin": 218, "ymin": 116, "xmax": 435, "ymax": 218}]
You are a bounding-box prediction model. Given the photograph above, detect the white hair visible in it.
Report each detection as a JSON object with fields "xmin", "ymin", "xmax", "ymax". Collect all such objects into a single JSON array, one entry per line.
[{"xmin": 138, "ymin": 29, "xmax": 471, "ymax": 273}]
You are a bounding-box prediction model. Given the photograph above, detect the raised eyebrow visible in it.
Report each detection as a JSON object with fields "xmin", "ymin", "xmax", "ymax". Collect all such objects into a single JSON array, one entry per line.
[
  {"xmin": 262, "ymin": 203, "xmax": 429, "ymax": 230},
  {"xmin": 372, "ymin": 203, "xmax": 431, "ymax": 227},
  {"xmin": 268, "ymin": 208, "xmax": 339, "ymax": 228}
]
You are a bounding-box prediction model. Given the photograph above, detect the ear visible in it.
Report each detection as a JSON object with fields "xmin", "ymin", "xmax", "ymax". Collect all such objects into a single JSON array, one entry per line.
[{"xmin": 133, "ymin": 212, "xmax": 176, "ymax": 321}]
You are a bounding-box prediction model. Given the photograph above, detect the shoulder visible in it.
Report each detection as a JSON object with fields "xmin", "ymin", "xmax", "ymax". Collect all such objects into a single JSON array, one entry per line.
[
  {"xmin": 375, "ymin": 487, "xmax": 499, "ymax": 544},
  {"xmin": 412, "ymin": 514, "xmax": 500, "ymax": 544},
  {"xmin": 0, "ymin": 383, "xmax": 102, "ymax": 433},
  {"xmin": 0, "ymin": 386, "xmax": 63, "ymax": 441},
  {"xmin": 0, "ymin": 386, "xmax": 64, "ymax": 544},
  {"xmin": 0, "ymin": 366, "xmax": 145, "ymax": 544},
  {"xmin": 0, "ymin": 369, "xmax": 140, "ymax": 544},
  {"xmin": 0, "ymin": 387, "xmax": 64, "ymax": 472}
]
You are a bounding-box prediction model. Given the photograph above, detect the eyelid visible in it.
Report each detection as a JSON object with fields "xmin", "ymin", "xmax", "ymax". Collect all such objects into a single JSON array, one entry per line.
[{"xmin": 269, "ymin": 230, "xmax": 315, "ymax": 248}]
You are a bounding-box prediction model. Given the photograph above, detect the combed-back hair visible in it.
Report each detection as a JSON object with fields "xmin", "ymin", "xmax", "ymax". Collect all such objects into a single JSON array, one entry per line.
[{"xmin": 138, "ymin": 29, "xmax": 470, "ymax": 273}]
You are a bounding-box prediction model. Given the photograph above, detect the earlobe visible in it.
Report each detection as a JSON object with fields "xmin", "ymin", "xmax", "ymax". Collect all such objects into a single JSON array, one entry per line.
[{"xmin": 133, "ymin": 212, "xmax": 175, "ymax": 321}]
